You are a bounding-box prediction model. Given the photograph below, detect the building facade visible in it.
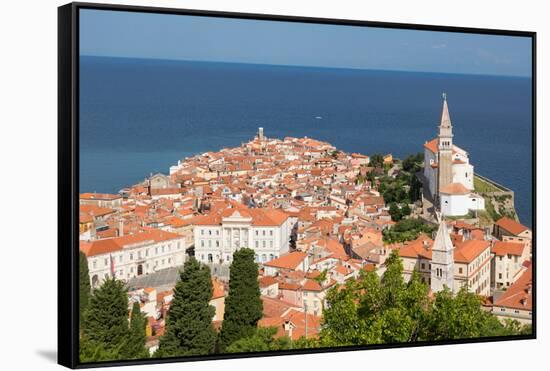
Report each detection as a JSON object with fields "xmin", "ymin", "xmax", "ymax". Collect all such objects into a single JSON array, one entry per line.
[
  {"xmin": 194, "ymin": 207, "xmax": 293, "ymax": 265},
  {"xmin": 80, "ymin": 229, "xmax": 187, "ymax": 287}
]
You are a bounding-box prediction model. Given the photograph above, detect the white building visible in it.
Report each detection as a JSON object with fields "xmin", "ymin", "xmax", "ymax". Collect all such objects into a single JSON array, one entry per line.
[
  {"xmin": 194, "ymin": 206, "xmax": 293, "ymax": 265},
  {"xmin": 80, "ymin": 229, "xmax": 187, "ymax": 288},
  {"xmin": 423, "ymin": 95, "xmax": 484, "ymax": 216},
  {"xmin": 400, "ymin": 217, "xmax": 492, "ymax": 296}
]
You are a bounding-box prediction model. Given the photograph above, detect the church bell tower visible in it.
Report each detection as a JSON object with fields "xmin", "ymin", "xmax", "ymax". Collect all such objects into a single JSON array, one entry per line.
[
  {"xmin": 437, "ymin": 93, "xmax": 453, "ymax": 201},
  {"xmin": 430, "ymin": 213, "xmax": 455, "ymax": 293}
]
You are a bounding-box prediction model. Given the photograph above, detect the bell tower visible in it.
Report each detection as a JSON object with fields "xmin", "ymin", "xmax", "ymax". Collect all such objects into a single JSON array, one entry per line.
[
  {"xmin": 430, "ymin": 213, "xmax": 455, "ymax": 293},
  {"xmin": 437, "ymin": 93, "xmax": 453, "ymax": 201}
]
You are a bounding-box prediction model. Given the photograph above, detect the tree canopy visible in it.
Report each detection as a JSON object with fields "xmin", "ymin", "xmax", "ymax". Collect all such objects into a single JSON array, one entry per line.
[
  {"xmin": 319, "ymin": 250, "xmax": 527, "ymax": 346},
  {"xmin": 80, "ymin": 278, "xmax": 131, "ymax": 362},
  {"xmin": 79, "ymin": 251, "xmax": 91, "ymax": 328},
  {"xmin": 219, "ymin": 248, "xmax": 263, "ymax": 351},
  {"xmin": 156, "ymin": 258, "xmax": 217, "ymax": 357}
]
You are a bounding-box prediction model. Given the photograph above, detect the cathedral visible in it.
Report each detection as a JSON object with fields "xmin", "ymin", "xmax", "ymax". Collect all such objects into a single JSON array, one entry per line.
[{"xmin": 423, "ymin": 94, "xmax": 485, "ymax": 216}]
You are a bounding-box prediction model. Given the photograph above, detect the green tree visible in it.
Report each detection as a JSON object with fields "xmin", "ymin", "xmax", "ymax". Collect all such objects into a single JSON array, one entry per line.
[
  {"xmin": 80, "ymin": 336, "xmax": 126, "ymax": 363},
  {"xmin": 402, "ymin": 152, "xmax": 424, "ymax": 173},
  {"xmin": 79, "ymin": 251, "xmax": 91, "ymax": 328},
  {"xmin": 226, "ymin": 327, "xmax": 292, "ymax": 353},
  {"xmin": 157, "ymin": 258, "xmax": 216, "ymax": 357},
  {"xmin": 320, "ymin": 279, "xmax": 367, "ymax": 346},
  {"xmin": 125, "ymin": 301, "xmax": 149, "ymax": 359},
  {"xmin": 389, "ymin": 202, "xmax": 402, "ymax": 222},
  {"xmin": 422, "ymin": 287, "xmax": 499, "ymax": 341},
  {"xmin": 382, "ymin": 218, "xmax": 436, "ymax": 243},
  {"xmin": 80, "ymin": 278, "xmax": 130, "ymax": 362},
  {"xmin": 401, "ymin": 204, "xmax": 412, "ymax": 217},
  {"xmin": 219, "ymin": 248, "xmax": 263, "ymax": 351},
  {"xmin": 370, "ymin": 153, "xmax": 384, "ymax": 168}
]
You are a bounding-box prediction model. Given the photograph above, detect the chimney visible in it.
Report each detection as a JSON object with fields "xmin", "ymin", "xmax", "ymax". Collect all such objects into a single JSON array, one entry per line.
[{"xmin": 119, "ymin": 220, "xmax": 124, "ymax": 237}]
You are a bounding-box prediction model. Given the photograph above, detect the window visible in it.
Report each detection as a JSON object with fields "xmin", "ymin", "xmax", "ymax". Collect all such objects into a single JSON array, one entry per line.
[
  {"xmin": 459, "ymin": 267, "xmax": 463, "ymax": 274},
  {"xmin": 208, "ymin": 254, "xmax": 213, "ymax": 263},
  {"xmin": 263, "ymin": 230, "xmax": 266, "ymax": 236},
  {"xmin": 499, "ymin": 273, "xmax": 502, "ymax": 279},
  {"xmin": 270, "ymin": 230, "xmax": 273, "ymax": 236},
  {"xmin": 177, "ymin": 242, "xmax": 181, "ymax": 250},
  {"xmin": 168, "ymin": 258, "xmax": 172, "ymax": 264},
  {"xmin": 269, "ymin": 241, "xmax": 273, "ymax": 248},
  {"xmin": 93, "ymin": 260, "xmax": 97, "ymax": 269},
  {"xmin": 263, "ymin": 241, "xmax": 266, "ymax": 248},
  {"xmin": 209, "ymin": 230, "xmax": 212, "ymax": 235},
  {"xmin": 421, "ymin": 263, "xmax": 425, "ymax": 270},
  {"xmin": 216, "ymin": 241, "xmax": 220, "ymax": 247},
  {"xmin": 145, "ymin": 249, "xmax": 149, "ymax": 257},
  {"xmin": 201, "ymin": 240, "xmax": 205, "ymax": 247},
  {"xmin": 162, "ymin": 246, "xmax": 165, "ymax": 253},
  {"xmin": 130, "ymin": 253, "xmax": 133, "ymax": 260},
  {"xmin": 201, "ymin": 230, "xmax": 204, "ymax": 235},
  {"xmin": 155, "ymin": 247, "xmax": 158, "ymax": 254},
  {"xmin": 119, "ymin": 256, "xmax": 122, "ymax": 263},
  {"xmin": 255, "ymin": 241, "xmax": 259, "ymax": 248},
  {"xmin": 255, "ymin": 231, "xmax": 259, "ymax": 236},
  {"xmin": 104, "ymin": 258, "xmax": 108, "ymax": 266}
]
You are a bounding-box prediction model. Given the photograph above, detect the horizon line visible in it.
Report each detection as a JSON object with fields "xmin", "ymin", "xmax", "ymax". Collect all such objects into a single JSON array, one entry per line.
[{"xmin": 80, "ymin": 54, "xmax": 532, "ymax": 79}]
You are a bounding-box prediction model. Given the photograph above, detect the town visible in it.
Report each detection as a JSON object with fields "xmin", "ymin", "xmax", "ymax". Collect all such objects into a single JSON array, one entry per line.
[{"xmin": 79, "ymin": 96, "xmax": 533, "ymax": 358}]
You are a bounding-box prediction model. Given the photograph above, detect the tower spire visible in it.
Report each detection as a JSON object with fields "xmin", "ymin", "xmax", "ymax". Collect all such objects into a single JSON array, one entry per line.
[{"xmin": 440, "ymin": 92, "xmax": 452, "ymax": 129}]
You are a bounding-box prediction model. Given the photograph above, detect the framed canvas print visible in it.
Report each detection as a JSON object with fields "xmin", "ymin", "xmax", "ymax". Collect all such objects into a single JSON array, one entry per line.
[{"xmin": 58, "ymin": 2, "xmax": 536, "ymax": 368}]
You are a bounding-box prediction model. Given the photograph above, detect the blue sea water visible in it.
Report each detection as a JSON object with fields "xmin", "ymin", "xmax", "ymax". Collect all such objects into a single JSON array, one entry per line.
[{"xmin": 80, "ymin": 56, "xmax": 533, "ymax": 226}]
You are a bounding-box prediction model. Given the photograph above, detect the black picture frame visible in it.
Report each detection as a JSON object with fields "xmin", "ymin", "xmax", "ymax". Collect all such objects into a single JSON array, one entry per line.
[{"xmin": 58, "ymin": 2, "xmax": 537, "ymax": 369}]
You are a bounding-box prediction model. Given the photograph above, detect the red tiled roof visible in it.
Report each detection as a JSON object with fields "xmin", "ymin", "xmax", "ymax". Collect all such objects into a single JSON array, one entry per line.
[
  {"xmin": 493, "ymin": 265, "xmax": 532, "ymax": 311},
  {"xmin": 301, "ymin": 279, "xmax": 322, "ymax": 292},
  {"xmin": 80, "ymin": 229, "xmax": 182, "ymax": 257},
  {"xmin": 492, "ymin": 241, "xmax": 526, "ymax": 257},
  {"xmin": 454, "ymin": 239, "xmax": 490, "ymax": 263},
  {"xmin": 264, "ymin": 252, "xmax": 307, "ymax": 270},
  {"xmin": 439, "ymin": 182, "xmax": 470, "ymax": 195},
  {"xmin": 495, "ymin": 217, "xmax": 529, "ymax": 236},
  {"xmin": 80, "ymin": 192, "xmax": 121, "ymax": 201}
]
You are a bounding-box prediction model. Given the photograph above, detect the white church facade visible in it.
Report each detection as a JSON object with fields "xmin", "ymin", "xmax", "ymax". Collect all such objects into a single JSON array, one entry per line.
[
  {"xmin": 423, "ymin": 95, "xmax": 484, "ymax": 216},
  {"xmin": 193, "ymin": 206, "xmax": 293, "ymax": 265}
]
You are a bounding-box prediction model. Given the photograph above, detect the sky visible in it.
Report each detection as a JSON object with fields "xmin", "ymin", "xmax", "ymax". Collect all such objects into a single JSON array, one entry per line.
[{"xmin": 80, "ymin": 9, "xmax": 532, "ymax": 77}]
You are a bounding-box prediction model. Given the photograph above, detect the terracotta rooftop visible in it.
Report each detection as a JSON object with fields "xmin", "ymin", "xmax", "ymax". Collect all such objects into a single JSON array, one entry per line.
[
  {"xmin": 454, "ymin": 239, "xmax": 491, "ymax": 264},
  {"xmin": 439, "ymin": 182, "xmax": 470, "ymax": 195},
  {"xmin": 264, "ymin": 252, "xmax": 308, "ymax": 270},
  {"xmin": 80, "ymin": 192, "xmax": 121, "ymax": 201},
  {"xmin": 492, "ymin": 241, "xmax": 526, "ymax": 257},
  {"xmin": 493, "ymin": 265, "xmax": 532, "ymax": 311},
  {"xmin": 495, "ymin": 217, "xmax": 530, "ymax": 236},
  {"xmin": 80, "ymin": 229, "xmax": 183, "ymax": 257}
]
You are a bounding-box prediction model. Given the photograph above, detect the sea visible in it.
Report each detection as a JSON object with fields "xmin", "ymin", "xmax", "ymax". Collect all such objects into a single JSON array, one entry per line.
[{"xmin": 79, "ymin": 56, "xmax": 533, "ymax": 227}]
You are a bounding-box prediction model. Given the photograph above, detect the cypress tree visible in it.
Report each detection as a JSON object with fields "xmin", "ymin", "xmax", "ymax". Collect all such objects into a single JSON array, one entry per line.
[
  {"xmin": 124, "ymin": 301, "xmax": 149, "ymax": 359},
  {"xmin": 79, "ymin": 251, "xmax": 91, "ymax": 327},
  {"xmin": 81, "ymin": 278, "xmax": 130, "ymax": 362},
  {"xmin": 157, "ymin": 258, "xmax": 216, "ymax": 357},
  {"xmin": 219, "ymin": 248, "xmax": 263, "ymax": 351}
]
